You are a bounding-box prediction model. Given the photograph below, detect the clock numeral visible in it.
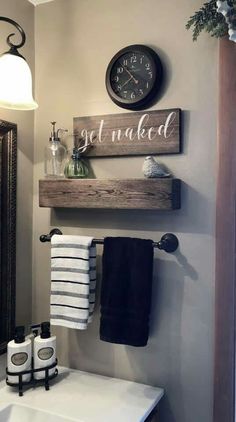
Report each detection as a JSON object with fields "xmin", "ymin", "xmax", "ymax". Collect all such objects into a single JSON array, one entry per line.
[
  {"xmin": 131, "ymin": 92, "xmax": 136, "ymax": 99},
  {"xmin": 130, "ymin": 55, "xmax": 137, "ymax": 63},
  {"xmin": 113, "ymin": 76, "xmax": 119, "ymax": 82},
  {"xmin": 148, "ymin": 71, "xmax": 153, "ymax": 79},
  {"xmin": 123, "ymin": 59, "xmax": 128, "ymax": 66},
  {"xmin": 146, "ymin": 82, "xmax": 149, "ymax": 89},
  {"xmin": 117, "ymin": 67, "xmax": 124, "ymax": 74},
  {"xmin": 117, "ymin": 84, "xmax": 122, "ymax": 91},
  {"xmin": 145, "ymin": 63, "xmax": 151, "ymax": 70},
  {"xmin": 123, "ymin": 90, "xmax": 127, "ymax": 98},
  {"xmin": 139, "ymin": 89, "xmax": 144, "ymax": 96},
  {"xmin": 140, "ymin": 55, "xmax": 145, "ymax": 64}
]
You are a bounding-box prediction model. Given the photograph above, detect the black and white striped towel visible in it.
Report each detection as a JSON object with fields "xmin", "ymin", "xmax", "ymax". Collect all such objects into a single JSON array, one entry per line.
[{"xmin": 50, "ymin": 235, "xmax": 96, "ymax": 330}]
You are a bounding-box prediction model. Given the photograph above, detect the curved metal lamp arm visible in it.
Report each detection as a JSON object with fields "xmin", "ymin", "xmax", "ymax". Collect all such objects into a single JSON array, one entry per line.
[{"xmin": 0, "ymin": 16, "xmax": 26, "ymax": 50}]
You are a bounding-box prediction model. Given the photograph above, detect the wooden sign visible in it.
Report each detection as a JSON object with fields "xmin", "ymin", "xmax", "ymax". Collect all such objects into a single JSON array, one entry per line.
[{"xmin": 73, "ymin": 108, "xmax": 181, "ymax": 157}]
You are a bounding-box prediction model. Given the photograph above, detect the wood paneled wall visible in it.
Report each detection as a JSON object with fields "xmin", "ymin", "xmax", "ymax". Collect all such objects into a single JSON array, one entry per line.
[{"xmin": 214, "ymin": 38, "xmax": 236, "ymax": 422}]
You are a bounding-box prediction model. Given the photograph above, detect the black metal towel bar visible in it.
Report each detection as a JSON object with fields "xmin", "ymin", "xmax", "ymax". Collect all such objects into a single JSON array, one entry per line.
[{"xmin": 40, "ymin": 228, "xmax": 179, "ymax": 253}]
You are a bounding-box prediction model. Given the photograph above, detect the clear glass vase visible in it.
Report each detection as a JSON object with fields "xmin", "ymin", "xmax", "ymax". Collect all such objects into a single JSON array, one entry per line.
[{"xmin": 44, "ymin": 140, "xmax": 67, "ymax": 179}]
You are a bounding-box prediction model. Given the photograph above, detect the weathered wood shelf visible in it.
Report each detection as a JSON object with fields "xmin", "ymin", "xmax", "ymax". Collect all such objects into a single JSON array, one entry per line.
[{"xmin": 39, "ymin": 178, "xmax": 181, "ymax": 210}]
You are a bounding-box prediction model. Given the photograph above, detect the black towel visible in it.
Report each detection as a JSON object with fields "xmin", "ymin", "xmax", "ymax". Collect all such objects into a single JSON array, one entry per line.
[{"xmin": 100, "ymin": 237, "xmax": 154, "ymax": 347}]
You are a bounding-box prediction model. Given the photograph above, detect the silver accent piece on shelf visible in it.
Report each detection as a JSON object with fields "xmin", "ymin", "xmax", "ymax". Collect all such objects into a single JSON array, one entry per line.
[{"xmin": 142, "ymin": 156, "xmax": 171, "ymax": 178}]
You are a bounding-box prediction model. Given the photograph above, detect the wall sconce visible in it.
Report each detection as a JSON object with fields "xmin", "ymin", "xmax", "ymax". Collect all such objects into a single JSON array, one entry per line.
[{"xmin": 0, "ymin": 17, "xmax": 38, "ymax": 110}]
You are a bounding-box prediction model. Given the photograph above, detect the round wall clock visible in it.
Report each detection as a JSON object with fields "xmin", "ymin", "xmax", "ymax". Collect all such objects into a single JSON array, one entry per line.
[{"xmin": 105, "ymin": 44, "xmax": 163, "ymax": 110}]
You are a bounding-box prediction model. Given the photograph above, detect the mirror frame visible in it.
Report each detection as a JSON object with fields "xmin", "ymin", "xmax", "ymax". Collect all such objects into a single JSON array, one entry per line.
[{"xmin": 0, "ymin": 119, "xmax": 17, "ymax": 355}]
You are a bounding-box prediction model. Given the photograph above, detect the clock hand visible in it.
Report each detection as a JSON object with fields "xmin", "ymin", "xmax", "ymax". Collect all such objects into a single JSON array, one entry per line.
[
  {"xmin": 123, "ymin": 66, "xmax": 139, "ymax": 84},
  {"xmin": 120, "ymin": 76, "xmax": 133, "ymax": 88}
]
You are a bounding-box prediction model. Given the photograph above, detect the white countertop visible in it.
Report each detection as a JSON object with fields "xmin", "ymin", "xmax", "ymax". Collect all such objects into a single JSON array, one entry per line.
[{"xmin": 0, "ymin": 367, "xmax": 164, "ymax": 422}]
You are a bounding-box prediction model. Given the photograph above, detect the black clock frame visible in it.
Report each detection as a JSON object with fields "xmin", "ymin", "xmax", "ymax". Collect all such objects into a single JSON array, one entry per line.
[{"xmin": 105, "ymin": 44, "xmax": 163, "ymax": 110}]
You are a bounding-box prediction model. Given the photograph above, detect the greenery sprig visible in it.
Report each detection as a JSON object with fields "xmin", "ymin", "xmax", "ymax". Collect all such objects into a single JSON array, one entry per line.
[
  {"xmin": 73, "ymin": 133, "xmax": 94, "ymax": 156},
  {"xmin": 186, "ymin": 0, "xmax": 236, "ymax": 41}
]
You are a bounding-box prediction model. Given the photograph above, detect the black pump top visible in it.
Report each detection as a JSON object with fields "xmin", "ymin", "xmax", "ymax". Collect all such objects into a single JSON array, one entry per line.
[
  {"xmin": 71, "ymin": 147, "xmax": 81, "ymax": 160},
  {"xmin": 14, "ymin": 326, "xmax": 25, "ymax": 343},
  {"xmin": 41, "ymin": 321, "xmax": 51, "ymax": 339}
]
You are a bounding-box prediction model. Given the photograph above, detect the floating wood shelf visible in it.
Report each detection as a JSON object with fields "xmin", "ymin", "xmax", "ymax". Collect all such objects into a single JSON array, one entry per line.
[{"xmin": 39, "ymin": 178, "xmax": 181, "ymax": 210}]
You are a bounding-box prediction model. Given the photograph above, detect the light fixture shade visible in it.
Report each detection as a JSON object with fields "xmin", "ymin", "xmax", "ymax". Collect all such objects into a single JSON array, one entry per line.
[{"xmin": 0, "ymin": 53, "xmax": 38, "ymax": 110}]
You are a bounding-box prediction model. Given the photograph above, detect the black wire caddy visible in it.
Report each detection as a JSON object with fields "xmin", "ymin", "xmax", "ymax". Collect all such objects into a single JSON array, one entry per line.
[{"xmin": 6, "ymin": 357, "xmax": 58, "ymax": 397}]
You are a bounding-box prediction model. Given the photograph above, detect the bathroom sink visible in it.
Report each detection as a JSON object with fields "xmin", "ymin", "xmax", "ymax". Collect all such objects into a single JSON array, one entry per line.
[
  {"xmin": 0, "ymin": 404, "xmax": 80, "ymax": 422},
  {"xmin": 0, "ymin": 367, "xmax": 164, "ymax": 421}
]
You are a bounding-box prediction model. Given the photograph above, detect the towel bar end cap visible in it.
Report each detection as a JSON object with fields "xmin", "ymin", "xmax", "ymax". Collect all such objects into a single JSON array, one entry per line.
[
  {"xmin": 158, "ymin": 233, "xmax": 179, "ymax": 253},
  {"xmin": 39, "ymin": 228, "xmax": 62, "ymax": 242}
]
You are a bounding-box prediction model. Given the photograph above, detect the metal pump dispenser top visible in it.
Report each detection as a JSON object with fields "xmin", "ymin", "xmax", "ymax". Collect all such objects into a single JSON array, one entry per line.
[
  {"xmin": 49, "ymin": 121, "xmax": 68, "ymax": 142},
  {"xmin": 49, "ymin": 121, "xmax": 58, "ymax": 142},
  {"xmin": 14, "ymin": 326, "xmax": 25, "ymax": 343},
  {"xmin": 40, "ymin": 321, "xmax": 51, "ymax": 339}
]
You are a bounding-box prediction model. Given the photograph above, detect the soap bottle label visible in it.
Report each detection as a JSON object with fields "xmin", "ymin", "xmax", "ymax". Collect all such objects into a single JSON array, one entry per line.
[
  {"xmin": 11, "ymin": 352, "xmax": 28, "ymax": 366},
  {"xmin": 38, "ymin": 347, "xmax": 54, "ymax": 360}
]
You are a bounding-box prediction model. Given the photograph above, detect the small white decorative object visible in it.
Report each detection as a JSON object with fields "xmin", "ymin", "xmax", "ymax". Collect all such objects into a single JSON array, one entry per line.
[
  {"xmin": 142, "ymin": 156, "xmax": 171, "ymax": 178},
  {"xmin": 217, "ymin": 0, "xmax": 236, "ymax": 43},
  {"xmin": 229, "ymin": 28, "xmax": 236, "ymax": 42},
  {"xmin": 216, "ymin": 0, "xmax": 230, "ymax": 16}
]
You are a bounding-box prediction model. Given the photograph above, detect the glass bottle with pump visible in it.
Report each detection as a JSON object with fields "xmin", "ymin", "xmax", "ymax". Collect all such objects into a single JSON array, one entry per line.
[{"xmin": 44, "ymin": 121, "xmax": 68, "ymax": 178}]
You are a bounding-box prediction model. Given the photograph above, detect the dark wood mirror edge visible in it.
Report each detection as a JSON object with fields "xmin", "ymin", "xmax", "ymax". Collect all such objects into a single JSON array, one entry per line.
[{"xmin": 0, "ymin": 119, "xmax": 17, "ymax": 355}]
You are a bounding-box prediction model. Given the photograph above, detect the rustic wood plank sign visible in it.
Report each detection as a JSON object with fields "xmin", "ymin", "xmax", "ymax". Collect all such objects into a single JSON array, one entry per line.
[{"xmin": 73, "ymin": 108, "xmax": 181, "ymax": 157}]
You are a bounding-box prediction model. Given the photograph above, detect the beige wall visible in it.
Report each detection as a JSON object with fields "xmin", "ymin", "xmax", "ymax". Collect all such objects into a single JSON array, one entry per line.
[
  {"xmin": 33, "ymin": 1, "xmax": 217, "ymax": 421},
  {"xmin": 0, "ymin": 0, "xmax": 34, "ymax": 327}
]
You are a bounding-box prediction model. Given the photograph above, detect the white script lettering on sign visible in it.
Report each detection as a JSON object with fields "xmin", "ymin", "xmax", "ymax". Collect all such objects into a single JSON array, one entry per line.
[{"xmin": 73, "ymin": 108, "xmax": 181, "ymax": 157}]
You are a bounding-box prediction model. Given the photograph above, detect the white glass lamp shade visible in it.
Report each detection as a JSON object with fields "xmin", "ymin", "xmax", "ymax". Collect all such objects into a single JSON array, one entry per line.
[{"xmin": 0, "ymin": 53, "xmax": 38, "ymax": 110}]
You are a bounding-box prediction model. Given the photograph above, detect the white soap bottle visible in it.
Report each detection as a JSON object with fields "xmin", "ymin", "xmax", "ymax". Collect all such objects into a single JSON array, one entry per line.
[
  {"xmin": 34, "ymin": 321, "xmax": 56, "ymax": 380},
  {"xmin": 7, "ymin": 326, "xmax": 32, "ymax": 384}
]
